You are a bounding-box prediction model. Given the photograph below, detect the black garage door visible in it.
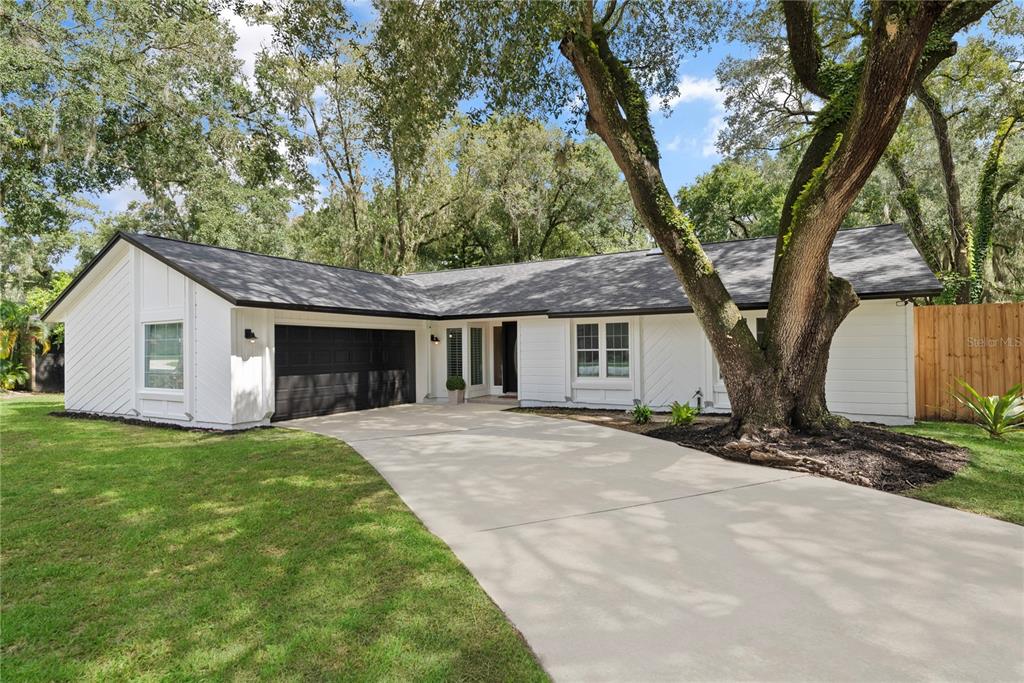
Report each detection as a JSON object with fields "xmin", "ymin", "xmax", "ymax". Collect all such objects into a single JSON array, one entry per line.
[{"xmin": 274, "ymin": 325, "xmax": 416, "ymax": 421}]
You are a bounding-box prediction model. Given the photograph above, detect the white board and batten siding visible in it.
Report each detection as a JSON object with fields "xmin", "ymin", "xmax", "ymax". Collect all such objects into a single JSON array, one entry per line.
[
  {"xmin": 60, "ymin": 244, "xmax": 247, "ymax": 428},
  {"xmin": 517, "ymin": 299, "xmax": 916, "ymax": 425},
  {"xmin": 825, "ymin": 299, "xmax": 916, "ymax": 424},
  {"xmin": 57, "ymin": 245, "xmax": 434, "ymax": 428},
  {"xmin": 517, "ymin": 318, "xmax": 568, "ymax": 403}
]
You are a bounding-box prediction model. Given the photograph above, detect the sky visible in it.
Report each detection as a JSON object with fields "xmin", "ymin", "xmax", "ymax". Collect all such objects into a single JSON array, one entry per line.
[{"xmin": 71, "ymin": 7, "xmax": 748, "ymax": 266}]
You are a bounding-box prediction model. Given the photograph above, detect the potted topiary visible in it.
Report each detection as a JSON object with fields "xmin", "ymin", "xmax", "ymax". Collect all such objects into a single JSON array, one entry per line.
[{"xmin": 446, "ymin": 376, "xmax": 466, "ymax": 404}]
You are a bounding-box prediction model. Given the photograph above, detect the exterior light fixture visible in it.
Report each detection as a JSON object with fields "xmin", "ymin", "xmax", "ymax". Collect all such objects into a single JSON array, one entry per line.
[
  {"xmin": 244, "ymin": 328, "xmax": 258, "ymax": 343},
  {"xmin": 431, "ymin": 334, "xmax": 441, "ymax": 345}
]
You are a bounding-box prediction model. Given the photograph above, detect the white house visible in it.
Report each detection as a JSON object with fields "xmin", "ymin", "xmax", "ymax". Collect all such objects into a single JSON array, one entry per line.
[{"xmin": 43, "ymin": 224, "xmax": 940, "ymax": 429}]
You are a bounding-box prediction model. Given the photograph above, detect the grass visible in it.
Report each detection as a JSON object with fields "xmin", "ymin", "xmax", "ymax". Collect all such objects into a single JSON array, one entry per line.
[
  {"xmin": 895, "ymin": 420, "xmax": 1024, "ymax": 525},
  {"xmin": 0, "ymin": 396, "xmax": 548, "ymax": 681}
]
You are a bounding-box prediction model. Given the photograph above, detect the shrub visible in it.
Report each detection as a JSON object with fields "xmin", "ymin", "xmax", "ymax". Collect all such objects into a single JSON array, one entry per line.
[
  {"xmin": 669, "ymin": 401, "xmax": 699, "ymax": 426},
  {"xmin": 446, "ymin": 376, "xmax": 466, "ymax": 391},
  {"xmin": 952, "ymin": 380, "xmax": 1024, "ymax": 438},
  {"xmin": 627, "ymin": 403, "xmax": 652, "ymax": 425},
  {"xmin": 0, "ymin": 359, "xmax": 29, "ymax": 391}
]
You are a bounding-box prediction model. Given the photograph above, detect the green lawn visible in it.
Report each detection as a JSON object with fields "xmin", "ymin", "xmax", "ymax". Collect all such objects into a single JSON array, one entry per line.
[
  {"xmin": 0, "ymin": 396, "xmax": 547, "ymax": 681},
  {"xmin": 895, "ymin": 420, "xmax": 1024, "ymax": 525}
]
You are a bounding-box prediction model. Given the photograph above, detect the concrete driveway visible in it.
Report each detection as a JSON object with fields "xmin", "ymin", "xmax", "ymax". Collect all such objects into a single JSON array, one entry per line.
[{"xmin": 282, "ymin": 404, "xmax": 1024, "ymax": 682}]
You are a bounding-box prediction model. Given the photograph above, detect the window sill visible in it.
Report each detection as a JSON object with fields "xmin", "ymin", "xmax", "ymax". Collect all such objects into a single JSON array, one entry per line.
[
  {"xmin": 138, "ymin": 389, "xmax": 185, "ymax": 400},
  {"xmin": 572, "ymin": 378, "xmax": 633, "ymax": 391}
]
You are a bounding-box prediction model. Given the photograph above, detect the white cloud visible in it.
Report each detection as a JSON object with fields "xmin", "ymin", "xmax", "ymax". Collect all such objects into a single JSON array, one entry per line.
[
  {"xmin": 90, "ymin": 182, "xmax": 147, "ymax": 213},
  {"xmin": 702, "ymin": 112, "xmax": 726, "ymax": 158},
  {"xmin": 649, "ymin": 75, "xmax": 725, "ymax": 113},
  {"xmin": 650, "ymin": 75, "xmax": 726, "ymax": 158},
  {"xmin": 220, "ymin": 9, "xmax": 275, "ymax": 81}
]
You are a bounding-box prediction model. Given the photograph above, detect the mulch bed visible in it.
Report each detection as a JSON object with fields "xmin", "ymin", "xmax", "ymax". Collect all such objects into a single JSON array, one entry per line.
[{"xmin": 514, "ymin": 407, "xmax": 970, "ymax": 493}]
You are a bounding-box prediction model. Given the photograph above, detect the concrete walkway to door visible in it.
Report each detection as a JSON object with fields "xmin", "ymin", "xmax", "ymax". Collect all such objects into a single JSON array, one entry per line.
[{"xmin": 281, "ymin": 404, "xmax": 1024, "ymax": 682}]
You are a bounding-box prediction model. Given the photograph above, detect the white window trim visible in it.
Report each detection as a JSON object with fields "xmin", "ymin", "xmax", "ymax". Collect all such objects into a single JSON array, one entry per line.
[
  {"xmin": 141, "ymin": 319, "xmax": 185, "ymax": 393},
  {"xmin": 572, "ymin": 318, "xmax": 633, "ymax": 389}
]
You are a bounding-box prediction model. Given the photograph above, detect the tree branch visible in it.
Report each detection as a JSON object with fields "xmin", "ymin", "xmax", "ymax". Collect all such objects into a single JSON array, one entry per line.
[{"xmin": 782, "ymin": 1, "xmax": 826, "ymax": 98}]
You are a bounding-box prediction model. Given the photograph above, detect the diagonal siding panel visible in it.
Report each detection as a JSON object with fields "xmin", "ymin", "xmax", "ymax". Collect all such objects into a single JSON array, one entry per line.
[{"xmin": 64, "ymin": 254, "xmax": 132, "ymax": 414}]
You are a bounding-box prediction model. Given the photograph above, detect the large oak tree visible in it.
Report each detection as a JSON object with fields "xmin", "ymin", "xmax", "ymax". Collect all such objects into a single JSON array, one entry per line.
[{"xmin": 371, "ymin": 0, "xmax": 999, "ymax": 433}]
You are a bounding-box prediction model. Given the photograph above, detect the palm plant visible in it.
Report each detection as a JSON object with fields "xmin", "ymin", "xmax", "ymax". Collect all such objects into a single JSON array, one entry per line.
[
  {"xmin": 952, "ymin": 380, "xmax": 1024, "ymax": 438},
  {"xmin": 1, "ymin": 300, "xmax": 50, "ymax": 359},
  {"xmin": 0, "ymin": 359, "xmax": 30, "ymax": 391},
  {"xmin": 0, "ymin": 300, "xmax": 50, "ymax": 391}
]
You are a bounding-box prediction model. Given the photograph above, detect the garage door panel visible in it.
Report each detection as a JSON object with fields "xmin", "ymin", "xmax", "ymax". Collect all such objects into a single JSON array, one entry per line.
[{"xmin": 273, "ymin": 325, "xmax": 416, "ymax": 420}]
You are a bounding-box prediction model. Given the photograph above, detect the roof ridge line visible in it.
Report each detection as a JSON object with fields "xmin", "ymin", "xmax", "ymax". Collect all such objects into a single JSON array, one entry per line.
[{"xmin": 124, "ymin": 231, "xmax": 413, "ymax": 282}]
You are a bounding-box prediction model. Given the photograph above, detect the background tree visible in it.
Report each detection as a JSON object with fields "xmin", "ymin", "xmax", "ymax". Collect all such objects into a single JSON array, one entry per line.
[
  {"xmin": 674, "ymin": 155, "xmax": 788, "ymax": 242},
  {"xmin": 1, "ymin": 0, "xmax": 298, "ymax": 297}
]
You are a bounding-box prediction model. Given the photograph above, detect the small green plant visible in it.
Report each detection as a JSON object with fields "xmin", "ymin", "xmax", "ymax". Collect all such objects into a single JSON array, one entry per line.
[
  {"xmin": 627, "ymin": 403, "xmax": 652, "ymax": 425},
  {"xmin": 669, "ymin": 401, "xmax": 699, "ymax": 426},
  {"xmin": 0, "ymin": 359, "xmax": 29, "ymax": 391},
  {"xmin": 446, "ymin": 376, "xmax": 466, "ymax": 391},
  {"xmin": 952, "ymin": 380, "xmax": 1024, "ymax": 438}
]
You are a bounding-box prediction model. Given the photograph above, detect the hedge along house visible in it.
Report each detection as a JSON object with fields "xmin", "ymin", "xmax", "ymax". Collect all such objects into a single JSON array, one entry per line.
[{"xmin": 43, "ymin": 224, "xmax": 941, "ymax": 429}]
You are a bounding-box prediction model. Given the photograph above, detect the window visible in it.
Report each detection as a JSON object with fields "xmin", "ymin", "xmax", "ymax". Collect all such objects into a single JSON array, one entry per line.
[
  {"xmin": 446, "ymin": 327, "xmax": 463, "ymax": 378},
  {"xmin": 755, "ymin": 317, "xmax": 767, "ymax": 345},
  {"xmin": 576, "ymin": 323, "xmax": 599, "ymax": 377},
  {"xmin": 492, "ymin": 326, "xmax": 503, "ymax": 385},
  {"xmin": 470, "ymin": 327, "xmax": 483, "ymax": 385},
  {"xmin": 144, "ymin": 322, "xmax": 183, "ymax": 389},
  {"xmin": 605, "ymin": 322, "xmax": 629, "ymax": 378},
  {"xmin": 575, "ymin": 321, "xmax": 629, "ymax": 379}
]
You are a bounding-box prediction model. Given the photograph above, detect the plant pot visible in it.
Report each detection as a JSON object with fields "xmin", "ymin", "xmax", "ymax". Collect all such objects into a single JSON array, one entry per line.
[{"xmin": 449, "ymin": 389, "xmax": 465, "ymax": 404}]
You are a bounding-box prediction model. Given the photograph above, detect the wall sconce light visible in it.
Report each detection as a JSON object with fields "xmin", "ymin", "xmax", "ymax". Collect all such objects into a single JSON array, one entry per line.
[
  {"xmin": 244, "ymin": 328, "xmax": 258, "ymax": 343},
  {"xmin": 430, "ymin": 334, "xmax": 441, "ymax": 345}
]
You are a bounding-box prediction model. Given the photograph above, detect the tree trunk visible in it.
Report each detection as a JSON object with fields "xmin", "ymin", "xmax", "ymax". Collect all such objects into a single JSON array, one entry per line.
[
  {"xmin": 558, "ymin": 1, "xmax": 961, "ymax": 434},
  {"xmin": 971, "ymin": 114, "xmax": 1018, "ymax": 302},
  {"xmin": 883, "ymin": 151, "xmax": 943, "ymax": 271},
  {"xmin": 916, "ymin": 84, "xmax": 971, "ymax": 302}
]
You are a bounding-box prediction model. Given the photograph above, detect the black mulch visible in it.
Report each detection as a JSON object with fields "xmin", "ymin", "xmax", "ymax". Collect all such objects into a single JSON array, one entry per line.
[
  {"xmin": 649, "ymin": 422, "xmax": 970, "ymax": 492},
  {"xmin": 515, "ymin": 407, "xmax": 970, "ymax": 492}
]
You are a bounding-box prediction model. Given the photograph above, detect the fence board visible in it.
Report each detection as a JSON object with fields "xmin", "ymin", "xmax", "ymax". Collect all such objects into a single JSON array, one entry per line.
[{"xmin": 915, "ymin": 303, "xmax": 1024, "ymax": 420}]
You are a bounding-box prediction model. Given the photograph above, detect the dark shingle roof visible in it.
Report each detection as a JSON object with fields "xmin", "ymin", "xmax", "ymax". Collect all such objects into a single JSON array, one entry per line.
[
  {"xmin": 46, "ymin": 224, "xmax": 940, "ymax": 321},
  {"xmin": 405, "ymin": 223, "xmax": 941, "ymax": 317},
  {"xmin": 123, "ymin": 233, "xmax": 438, "ymax": 318}
]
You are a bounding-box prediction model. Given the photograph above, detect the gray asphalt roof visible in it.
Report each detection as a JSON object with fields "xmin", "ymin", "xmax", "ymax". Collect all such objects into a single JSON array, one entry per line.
[
  {"xmin": 48, "ymin": 224, "xmax": 940, "ymax": 321},
  {"xmin": 121, "ymin": 232, "xmax": 437, "ymax": 318},
  {"xmin": 405, "ymin": 223, "xmax": 941, "ymax": 317}
]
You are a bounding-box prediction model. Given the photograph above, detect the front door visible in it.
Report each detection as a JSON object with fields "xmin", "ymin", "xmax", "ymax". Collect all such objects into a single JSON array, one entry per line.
[{"xmin": 501, "ymin": 321, "xmax": 518, "ymax": 394}]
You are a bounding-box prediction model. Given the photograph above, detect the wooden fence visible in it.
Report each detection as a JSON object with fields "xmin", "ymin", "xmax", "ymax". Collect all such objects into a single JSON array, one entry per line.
[{"xmin": 915, "ymin": 303, "xmax": 1024, "ymax": 420}]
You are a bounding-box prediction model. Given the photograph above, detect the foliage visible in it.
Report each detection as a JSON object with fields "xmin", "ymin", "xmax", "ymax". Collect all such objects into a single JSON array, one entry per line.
[
  {"xmin": 675, "ymin": 158, "xmax": 785, "ymax": 242},
  {"xmin": 446, "ymin": 375, "xmax": 466, "ymax": 391},
  {"xmin": 0, "ymin": 397, "xmax": 548, "ymax": 680},
  {"xmin": 627, "ymin": 403, "xmax": 653, "ymax": 425},
  {"xmin": 669, "ymin": 401, "xmax": 699, "ymax": 426},
  {"xmin": 0, "ymin": 359, "xmax": 30, "ymax": 391},
  {"xmin": 1, "ymin": 300, "xmax": 50, "ymax": 361},
  {"xmin": 2, "ymin": 0, "xmax": 296, "ymax": 294},
  {"xmin": 952, "ymin": 380, "xmax": 1024, "ymax": 438},
  {"xmin": 896, "ymin": 420, "xmax": 1024, "ymax": 525}
]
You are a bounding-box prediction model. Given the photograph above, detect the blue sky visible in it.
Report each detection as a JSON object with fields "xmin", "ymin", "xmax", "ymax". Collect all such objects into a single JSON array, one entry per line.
[{"xmin": 73, "ymin": 10, "xmax": 746, "ymax": 265}]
